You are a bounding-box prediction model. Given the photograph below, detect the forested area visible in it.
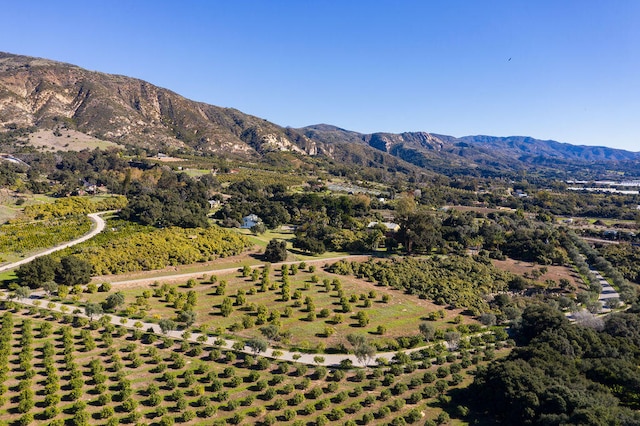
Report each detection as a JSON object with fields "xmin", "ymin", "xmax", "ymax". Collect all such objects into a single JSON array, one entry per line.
[
  {"xmin": 465, "ymin": 304, "xmax": 640, "ymax": 425},
  {"xmin": 519, "ymin": 189, "xmax": 640, "ymax": 220},
  {"xmin": 120, "ymin": 169, "xmax": 211, "ymax": 228}
]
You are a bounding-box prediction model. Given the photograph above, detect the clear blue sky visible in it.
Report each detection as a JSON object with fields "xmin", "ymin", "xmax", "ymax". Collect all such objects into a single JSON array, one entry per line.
[{"xmin": 2, "ymin": 1, "xmax": 639, "ymax": 151}]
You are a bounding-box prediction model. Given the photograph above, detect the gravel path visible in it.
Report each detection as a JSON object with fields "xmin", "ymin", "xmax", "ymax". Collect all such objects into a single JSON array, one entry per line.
[
  {"xmin": 5, "ymin": 293, "xmax": 435, "ymax": 367},
  {"xmin": 0, "ymin": 212, "xmax": 107, "ymax": 273}
]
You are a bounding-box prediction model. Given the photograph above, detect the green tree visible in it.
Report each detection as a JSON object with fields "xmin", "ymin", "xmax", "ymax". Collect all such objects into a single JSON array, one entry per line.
[
  {"xmin": 159, "ymin": 319, "xmax": 177, "ymax": 334},
  {"xmin": 14, "ymin": 286, "xmax": 31, "ymax": 300},
  {"xmin": 85, "ymin": 303, "xmax": 103, "ymax": 320},
  {"xmin": 220, "ymin": 297, "xmax": 233, "ymax": 317},
  {"xmin": 178, "ymin": 310, "xmax": 196, "ymax": 327},
  {"xmin": 260, "ymin": 324, "xmax": 280, "ymax": 342},
  {"xmin": 56, "ymin": 255, "xmax": 92, "ymax": 285},
  {"xmin": 354, "ymin": 342, "xmax": 376, "ymax": 365},
  {"xmin": 356, "ymin": 311, "xmax": 370, "ymax": 327},
  {"xmin": 398, "ymin": 211, "xmax": 441, "ymax": 254},
  {"xmin": 42, "ymin": 281, "xmax": 58, "ymax": 296},
  {"xmin": 16, "ymin": 255, "xmax": 57, "ymax": 288},
  {"xmin": 264, "ymin": 239, "xmax": 287, "ymax": 262},
  {"xmin": 419, "ymin": 322, "xmax": 436, "ymax": 341},
  {"xmin": 246, "ymin": 337, "xmax": 268, "ymax": 354},
  {"xmin": 251, "ymin": 223, "xmax": 266, "ymax": 235},
  {"xmin": 103, "ymin": 292, "xmax": 125, "ymax": 311}
]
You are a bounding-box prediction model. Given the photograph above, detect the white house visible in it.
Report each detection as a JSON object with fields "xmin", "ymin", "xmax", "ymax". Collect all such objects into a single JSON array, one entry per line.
[
  {"xmin": 241, "ymin": 214, "xmax": 261, "ymax": 229},
  {"xmin": 367, "ymin": 221, "xmax": 400, "ymax": 232}
]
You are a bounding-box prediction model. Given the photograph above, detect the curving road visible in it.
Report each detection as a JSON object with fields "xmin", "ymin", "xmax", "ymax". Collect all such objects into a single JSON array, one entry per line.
[
  {"xmin": 103, "ymin": 255, "xmax": 369, "ymax": 288},
  {"xmin": 4, "ymin": 293, "xmax": 441, "ymax": 367},
  {"xmin": 0, "ymin": 212, "xmax": 107, "ymax": 273},
  {"xmin": 0, "ymin": 214, "xmax": 450, "ymax": 367}
]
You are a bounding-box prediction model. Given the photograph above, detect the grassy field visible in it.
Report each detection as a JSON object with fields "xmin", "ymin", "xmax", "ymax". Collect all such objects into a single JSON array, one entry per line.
[
  {"xmin": 79, "ymin": 262, "xmax": 475, "ymax": 354},
  {"xmin": 236, "ymin": 228, "xmax": 370, "ymax": 262},
  {"xmin": 0, "ymin": 192, "xmax": 57, "ymax": 223},
  {"xmin": 0, "ymin": 306, "xmax": 507, "ymax": 426}
]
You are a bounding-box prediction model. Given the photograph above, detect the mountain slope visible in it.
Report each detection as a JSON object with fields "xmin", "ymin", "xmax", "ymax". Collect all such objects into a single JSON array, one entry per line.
[
  {"xmin": 300, "ymin": 125, "xmax": 640, "ymax": 177},
  {"xmin": 1, "ymin": 52, "xmax": 638, "ymax": 179},
  {"xmin": 0, "ymin": 52, "xmax": 316, "ymax": 157}
]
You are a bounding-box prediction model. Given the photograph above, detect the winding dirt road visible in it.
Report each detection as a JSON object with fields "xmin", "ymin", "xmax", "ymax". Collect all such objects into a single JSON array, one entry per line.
[{"xmin": 0, "ymin": 212, "xmax": 107, "ymax": 273}]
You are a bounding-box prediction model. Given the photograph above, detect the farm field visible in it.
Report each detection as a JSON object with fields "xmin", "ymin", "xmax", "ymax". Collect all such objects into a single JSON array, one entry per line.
[
  {"xmin": 0, "ymin": 306, "xmax": 507, "ymax": 426},
  {"xmin": 80, "ymin": 262, "xmax": 475, "ymax": 353},
  {"xmin": 0, "ymin": 216, "xmax": 91, "ymax": 264}
]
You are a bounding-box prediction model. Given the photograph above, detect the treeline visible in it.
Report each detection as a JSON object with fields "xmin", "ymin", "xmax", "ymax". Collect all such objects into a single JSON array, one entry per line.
[
  {"xmin": 1, "ymin": 149, "xmax": 131, "ymax": 195},
  {"xmin": 568, "ymin": 233, "xmax": 636, "ymax": 302},
  {"xmin": 61, "ymin": 220, "xmax": 251, "ymax": 275},
  {"xmin": 464, "ymin": 304, "xmax": 640, "ymax": 425},
  {"xmin": 518, "ymin": 189, "xmax": 640, "ymax": 220},
  {"xmin": 216, "ymin": 180, "xmax": 372, "ymax": 227},
  {"xmin": 395, "ymin": 208, "xmax": 570, "ymax": 265},
  {"xmin": 600, "ymin": 244, "xmax": 640, "ymax": 284},
  {"xmin": 2, "ymin": 149, "xmax": 212, "ymax": 229},
  {"xmin": 328, "ymin": 256, "xmax": 514, "ymax": 314},
  {"xmin": 16, "ymin": 254, "xmax": 92, "ymax": 288}
]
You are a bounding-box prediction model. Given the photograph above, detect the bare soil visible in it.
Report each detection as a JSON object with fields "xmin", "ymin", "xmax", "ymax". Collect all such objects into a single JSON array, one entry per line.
[
  {"xmin": 27, "ymin": 128, "xmax": 122, "ymax": 151},
  {"xmin": 492, "ymin": 257, "xmax": 584, "ymax": 289}
]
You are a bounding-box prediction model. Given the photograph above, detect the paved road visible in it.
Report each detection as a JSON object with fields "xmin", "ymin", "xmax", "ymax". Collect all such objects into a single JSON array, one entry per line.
[
  {"xmin": 0, "ymin": 212, "xmax": 107, "ymax": 273},
  {"xmin": 592, "ymin": 268, "xmax": 621, "ymax": 310}
]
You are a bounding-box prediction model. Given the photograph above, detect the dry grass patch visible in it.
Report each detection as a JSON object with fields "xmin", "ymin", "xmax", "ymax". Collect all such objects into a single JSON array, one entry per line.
[{"xmin": 492, "ymin": 258, "xmax": 584, "ymax": 290}]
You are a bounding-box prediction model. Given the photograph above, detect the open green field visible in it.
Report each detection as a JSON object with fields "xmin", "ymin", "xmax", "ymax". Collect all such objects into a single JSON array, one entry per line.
[
  {"xmin": 0, "ymin": 306, "xmax": 508, "ymax": 426},
  {"xmin": 182, "ymin": 169, "xmax": 213, "ymax": 178},
  {"xmin": 81, "ymin": 262, "xmax": 475, "ymax": 353}
]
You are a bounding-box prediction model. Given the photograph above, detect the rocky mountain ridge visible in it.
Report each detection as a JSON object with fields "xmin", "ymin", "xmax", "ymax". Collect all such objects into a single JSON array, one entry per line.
[
  {"xmin": 299, "ymin": 125, "xmax": 639, "ymax": 176},
  {"xmin": 1, "ymin": 52, "xmax": 638, "ymax": 177},
  {"xmin": 0, "ymin": 52, "xmax": 317, "ymax": 157}
]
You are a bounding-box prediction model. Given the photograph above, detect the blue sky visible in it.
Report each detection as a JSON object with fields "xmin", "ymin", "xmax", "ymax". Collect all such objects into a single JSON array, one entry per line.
[{"xmin": 2, "ymin": 1, "xmax": 639, "ymax": 151}]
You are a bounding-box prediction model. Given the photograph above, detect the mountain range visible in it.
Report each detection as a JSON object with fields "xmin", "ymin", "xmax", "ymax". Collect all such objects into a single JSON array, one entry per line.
[{"xmin": 1, "ymin": 51, "xmax": 638, "ymax": 177}]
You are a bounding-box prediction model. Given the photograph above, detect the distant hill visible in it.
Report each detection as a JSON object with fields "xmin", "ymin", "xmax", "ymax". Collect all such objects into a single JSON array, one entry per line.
[
  {"xmin": 300, "ymin": 125, "xmax": 640, "ymax": 176},
  {"xmin": 1, "ymin": 52, "xmax": 638, "ymax": 178}
]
